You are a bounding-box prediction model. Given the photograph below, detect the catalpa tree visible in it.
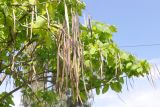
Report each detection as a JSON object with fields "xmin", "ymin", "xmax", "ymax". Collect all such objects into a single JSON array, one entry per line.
[{"xmin": 0, "ymin": 0, "xmax": 150, "ymax": 107}]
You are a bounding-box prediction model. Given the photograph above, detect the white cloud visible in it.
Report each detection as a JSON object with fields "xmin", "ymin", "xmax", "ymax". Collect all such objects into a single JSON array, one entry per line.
[
  {"xmin": 124, "ymin": 89, "xmax": 160, "ymax": 107},
  {"xmin": 93, "ymin": 82, "xmax": 160, "ymax": 107},
  {"xmin": 13, "ymin": 91, "xmax": 21, "ymax": 107}
]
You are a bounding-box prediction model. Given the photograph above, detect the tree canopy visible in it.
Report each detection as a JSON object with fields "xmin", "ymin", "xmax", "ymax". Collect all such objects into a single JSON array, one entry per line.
[{"xmin": 0, "ymin": 0, "xmax": 150, "ymax": 107}]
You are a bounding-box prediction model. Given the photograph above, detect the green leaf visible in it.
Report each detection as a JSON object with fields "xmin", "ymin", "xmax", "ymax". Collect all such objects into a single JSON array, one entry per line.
[
  {"xmin": 120, "ymin": 52, "xmax": 129, "ymax": 60},
  {"xmin": 7, "ymin": 96, "xmax": 14, "ymax": 106},
  {"xmin": 102, "ymin": 85, "xmax": 109, "ymax": 94},
  {"xmin": 126, "ymin": 62, "xmax": 132, "ymax": 69},
  {"xmin": 109, "ymin": 25, "xmax": 117, "ymax": 32},
  {"xmin": 84, "ymin": 60, "xmax": 90, "ymax": 67},
  {"xmin": 29, "ymin": 0, "xmax": 35, "ymax": 5},
  {"xmin": 131, "ymin": 65, "xmax": 138, "ymax": 70},
  {"xmin": 33, "ymin": 16, "xmax": 46, "ymax": 28},
  {"xmin": 137, "ymin": 67, "xmax": 143, "ymax": 73},
  {"xmin": 80, "ymin": 92, "xmax": 87, "ymax": 101},
  {"xmin": 90, "ymin": 46, "xmax": 96, "ymax": 55},
  {"xmin": 110, "ymin": 82, "xmax": 122, "ymax": 92},
  {"xmin": 44, "ymin": 32, "xmax": 52, "ymax": 47},
  {"xmin": 96, "ymin": 88, "xmax": 100, "ymax": 95},
  {"xmin": 119, "ymin": 77, "xmax": 124, "ymax": 84}
]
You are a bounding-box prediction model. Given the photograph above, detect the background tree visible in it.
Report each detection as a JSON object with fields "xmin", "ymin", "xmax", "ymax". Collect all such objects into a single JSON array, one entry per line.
[{"xmin": 0, "ymin": 0, "xmax": 150, "ymax": 107}]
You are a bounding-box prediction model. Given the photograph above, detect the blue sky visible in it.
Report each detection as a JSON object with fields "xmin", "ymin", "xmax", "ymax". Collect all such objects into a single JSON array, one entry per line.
[
  {"xmin": 84, "ymin": 0, "xmax": 160, "ymax": 59},
  {"xmin": 83, "ymin": 0, "xmax": 160, "ymax": 107}
]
